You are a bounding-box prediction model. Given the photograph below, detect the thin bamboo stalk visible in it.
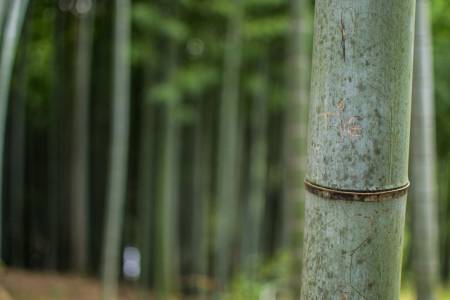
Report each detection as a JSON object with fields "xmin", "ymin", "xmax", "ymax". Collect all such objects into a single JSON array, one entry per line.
[{"xmin": 100, "ymin": 0, "xmax": 131, "ymax": 298}]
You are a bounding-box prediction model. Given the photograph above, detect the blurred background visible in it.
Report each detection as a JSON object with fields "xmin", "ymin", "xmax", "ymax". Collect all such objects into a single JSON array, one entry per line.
[{"xmin": 0, "ymin": 0, "xmax": 449, "ymax": 299}]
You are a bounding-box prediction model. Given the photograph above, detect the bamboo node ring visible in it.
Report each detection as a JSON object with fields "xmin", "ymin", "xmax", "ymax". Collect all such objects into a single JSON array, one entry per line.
[{"xmin": 304, "ymin": 180, "xmax": 410, "ymax": 202}]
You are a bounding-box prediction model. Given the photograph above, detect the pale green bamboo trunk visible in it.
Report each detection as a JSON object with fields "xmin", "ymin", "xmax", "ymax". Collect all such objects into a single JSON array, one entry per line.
[
  {"xmin": 71, "ymin": 1, "xmax": 95, "ymax": 273},
  {"xmin": 101, "ymin": 0, "xmax": 131, "ymax": 299},
  {"xmin": 282, "ymin": 0, "xmax": 311, "ymax": 296},
  {"xmin": 282, "ymin": 0, "xmax": 311, "ymax": 249},
  {"xmin": 0, "ymin": 0, "xmax": 28, "ymax": 261},
  {"xmin": 301, "ymin": 1, "xmax": 416, "ymax": 299},
  {"xmin": 213, "ymin": 0, "xmax": 243, "ymax": 289},
  {"xmin": 410, "ymin": 0, "xmax": 439, "ymax": 299}
]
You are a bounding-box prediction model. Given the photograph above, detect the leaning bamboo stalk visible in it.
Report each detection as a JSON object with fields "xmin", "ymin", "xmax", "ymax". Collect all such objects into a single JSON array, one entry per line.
[
  {"xmin": 301, "ymin": 0, "xmax": 416, "ymax": 299},
  {"xmin": 0, "ymin": 0, "xmax": 29, "ymax": 261},
  {"xmin": 9, "ymin": 20, "xmax": 27, "ymax": 267},
  {"xmin": 0, "ymin": 0, "xmax": 7, "ymax": 35}
]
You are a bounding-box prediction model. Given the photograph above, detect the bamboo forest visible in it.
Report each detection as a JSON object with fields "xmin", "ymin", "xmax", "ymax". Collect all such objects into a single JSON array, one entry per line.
[{"xmin": 1, "ymin": 0, "xmax": 450, "ymax": 299}]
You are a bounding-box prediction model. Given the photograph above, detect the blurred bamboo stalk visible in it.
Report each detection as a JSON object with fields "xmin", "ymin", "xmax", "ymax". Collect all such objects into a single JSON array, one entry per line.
[
  {"xmin": 213, "ymin": 0, "xmax": 243, "ymax": 290},
  {"xmin": 0, "ymin": 0, "xmax": 7, "ymax": 36},
  {"xmin": 241, "ymin": 59, "xmax": 269, "ymax": 275},
  {"xmin": 8, "ymin": 17, "xmax": 28, "ymax": 267},
  {"xmin": 0, "ymin": 0, "xmax": 29, "ymax": 261},
  {"xmin": 100, "ymin": 0, "xmax": 131, "ymax": 299},
  {"xmin": 137, "ymin": 76, "xmax": 154, "ymax": 295},
  {"xmin": 154, "ymin": 41, "xmax": 181, "ymax": 299},
  {"xmin": 410, "ymin": 0, "xmax": 440, "ymax": 298},
  {"xmin": 191, "ymin": 98, "xmax": 212, "ymax": 298},
  {"xmin": 281, "ymin": 0, "xmax": 311, "ymax": 296},
  {"xmin": 71, "ymin": 0, "xmax": 95, "ymax": 273}
]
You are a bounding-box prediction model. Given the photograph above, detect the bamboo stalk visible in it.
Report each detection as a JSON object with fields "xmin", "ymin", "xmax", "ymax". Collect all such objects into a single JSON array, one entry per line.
[
  {"xmin": 71, "ymin": 0, "xmax": 95, "ymax": 273},
  {"xmin": 410, "ymin": 0, "xmax": 440, "ymax": 298},
  {"xmin": 301, "ymin": 0, "xmax": 416, "ymax": 298},
  {"xmin": 100, "ymin": 0, "xmax": 131, "ymax": 298},
  {"xmin": 0, "ymin": 0, "xmax": 29, "ymax": 261},
  {"xmin": 154, "ymin": 42, "xmax": 181, "ymax": 299},
  {"xmin": 213, "ymin": 0, "xmax": 243, "ymax": 289}
]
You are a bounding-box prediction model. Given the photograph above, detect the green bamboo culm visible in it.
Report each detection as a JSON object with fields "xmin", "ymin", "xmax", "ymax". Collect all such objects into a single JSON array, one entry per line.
[
  {"xmin": 71, "ymin": 0, "xmax": 95, "ymax": 273},
  {"xmin": 153, "ymin": 40, "xmax": 181, "ymax": 299},
  {"xmin": 0, "ymin": 0, "xmax": 29, "ymax": 261},
  {"xmin": 410, "ymin": 0, "xmax": 440, "ymax": 299},
  {"xmin": 100, "ymin": 0, "xmax": 131, "ymax": 299},
  {"xmin": 301, "ymin": 0, "xmax": 416, "ymax": 299},
  {"xmin": 0, "ymin": 0, "xmax": 6, "ymax": 36},
  {"xmin": 240, "ymin": 60, "xmax": 269, "ymax": 275},
  {"xmin": 137, "ymin": 85, "xmax": 154, "ymax": 296},
  {"xmin": 281, "ymin": 0, "xmax": 311, "ymax": 295},
  {"xmin": 213, "ymin": 0, "xmax": 243, "ymax": 290}
]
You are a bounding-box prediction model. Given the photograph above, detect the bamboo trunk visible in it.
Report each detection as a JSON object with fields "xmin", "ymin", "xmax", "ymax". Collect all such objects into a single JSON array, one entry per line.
[
  {"xmin": 281, "ymin": 1, "xmax": 311, "ymax": 294},
  {"xmin": 9, "ymin": 24, "xmax": 27, "ymax": 267},
  {"xmin": 281, "ymin": 0, "xmax": 311, "ymax": 251},
  {"xmin": 0, "ymin": 0, "xmax": 29, "ymax": 261},
  {"xmin": 301, "ymin": 1, "xmax": 416, "ymax": 299},
  {"xmin": 48, "ymin": 8, "xmax": 61, "ymax": 270},
  {"xmin": 155, "ymin": 102, "xmax": 180, "ymax": 298},
  {"xmin": 100, "ymin": 0, "xmax": 131, "ymax": 298},
  {"xmin": 137, "ymin": 89, "xmax": 154, "ymax": 293},
  {"xmin": 0, "ymin": 0, "xmax": 6, "ymax": 36},
  {"xmin": 191, "ymin": 98, "xmax": 212, "ymax": 295},
  {"xmin": 71, "ymin": 1, "xmax": 95, "ymax": 273},
  {"xmin": 410, "ymin": 0, "xmax": 439, "ymax": 299},
  {"xmin": 154, "ymin": 43, "xmax": 180, "ymax": 298},
  {"xmin": 213, "ymin": 0, "xmax": 243, "ymax": 288},
  {"xmin": 241, "ymin": 62, "xmax": 268, "ymax": 274}
]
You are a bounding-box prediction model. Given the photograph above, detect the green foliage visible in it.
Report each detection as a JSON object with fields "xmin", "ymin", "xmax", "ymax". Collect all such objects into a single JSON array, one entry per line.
[
  {"xmin": 433, "ymin": 0, "xmax": 450, "ymax": 159},
  {"xmin": 175, "ymin": 64, "xmax": 220, "ymax": 97},
  {"xmin": 149, "ymin": 82, "xmax": 181, "ymax": 105},
  {"xmin": 223, "ymin": 252, "xmax": 295, "ymax": 300},
  {"xmin": 432, "ymin": 0, "xmax": 450, "ymax": 40},
  {"xmin": 132, "ymin": 2, "xmax": 188, "ymax": 40},
  {"xmin": 132, "ymin": 2, "xmax": 161, "ymax": 32},
  {"xmin": 432, "ymin": 3, "xmax": 450, "ymax": 283},
  {"xmin": 245, "ymin": 0, "xmax": 286, "ymax": 8},
  {"xmin": 243, "ymin": 15, "xmax": 289, "ymax": 41}
]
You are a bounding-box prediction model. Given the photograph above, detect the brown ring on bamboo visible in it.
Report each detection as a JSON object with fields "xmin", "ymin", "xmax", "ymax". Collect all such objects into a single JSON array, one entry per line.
[{"xmin": 304, "ymin": 180, "xmax": 410, "ymax": 202}]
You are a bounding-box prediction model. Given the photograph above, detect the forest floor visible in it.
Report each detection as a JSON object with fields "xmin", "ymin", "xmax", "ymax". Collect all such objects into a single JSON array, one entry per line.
[
  {"xmin": 0, "ymin": 268, "xmax": 142, "ymax": 300},
  {"xmin": 0, "ymin": 268, "xmax": 449, "ymax": 300}
]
